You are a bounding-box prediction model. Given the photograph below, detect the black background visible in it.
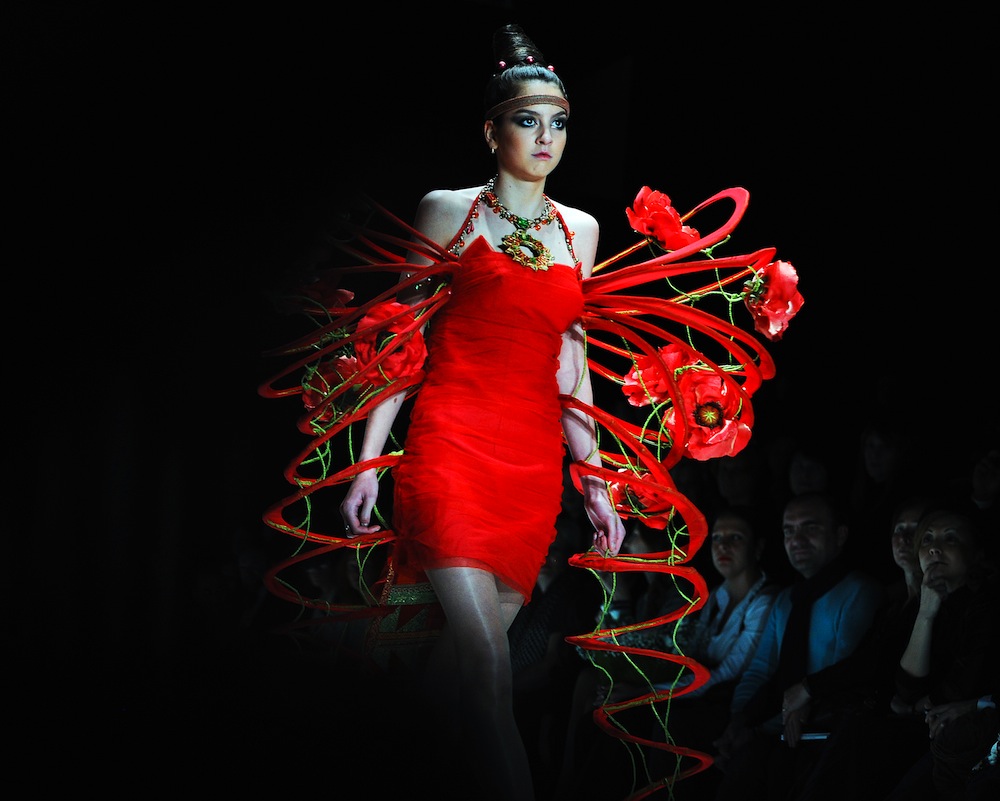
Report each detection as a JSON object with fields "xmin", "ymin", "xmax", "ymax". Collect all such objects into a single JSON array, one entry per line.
[{"xmin": 10, "ymin": 0, "xmax": 992, "ymax": 772}]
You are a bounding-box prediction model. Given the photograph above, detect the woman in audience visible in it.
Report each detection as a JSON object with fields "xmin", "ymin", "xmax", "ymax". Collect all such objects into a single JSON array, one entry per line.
[
  {"xmin": 790, "ymin": 501, "xmax": 998, "ymax": 800},
  {"xmin": 556, "ymin": 506, "xmax": 779, "ymax": 798},
  {"xmin": 881, "ymin": 504, "xmax": 998, "ymax": 799}
]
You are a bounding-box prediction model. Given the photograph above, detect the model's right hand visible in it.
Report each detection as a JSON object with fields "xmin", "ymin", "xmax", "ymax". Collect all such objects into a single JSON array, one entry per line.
[{"xmin": 340, "ymin": 469, "xmax": 381, "ymax": 536}]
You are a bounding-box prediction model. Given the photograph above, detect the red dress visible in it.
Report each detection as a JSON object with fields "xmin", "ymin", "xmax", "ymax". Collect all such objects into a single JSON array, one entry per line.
[{"xmin": 391, "ymin": 234, "xmax": 583, "ymax": 603}]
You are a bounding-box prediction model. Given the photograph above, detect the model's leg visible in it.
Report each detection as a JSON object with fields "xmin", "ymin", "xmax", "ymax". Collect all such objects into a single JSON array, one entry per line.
[{"xmin": 424, "ymin": 566, "xmax": 533, "ymax": 801}]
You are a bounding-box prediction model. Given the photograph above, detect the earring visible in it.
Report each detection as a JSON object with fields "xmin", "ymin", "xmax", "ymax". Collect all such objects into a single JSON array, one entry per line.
[{"xmin": 490, "ymin": 147, "xmax": 496, "ymax": 155}]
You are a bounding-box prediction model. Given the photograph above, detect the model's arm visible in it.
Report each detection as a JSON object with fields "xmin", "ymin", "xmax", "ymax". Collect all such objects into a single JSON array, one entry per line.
[
  {"xmin": 556, "ymin": 212, "xmax": 624, "ymax": 556},
  {"xmin": 557, "ymin": 319, "xmax": 625, "ymax": 557},
  {"xmin": 340, "ymin": 190, "xmax": 462, "ymax": 535},
  {"xmin": 340, "ymin": 389, "xmax": 408, "ymax": 534}
]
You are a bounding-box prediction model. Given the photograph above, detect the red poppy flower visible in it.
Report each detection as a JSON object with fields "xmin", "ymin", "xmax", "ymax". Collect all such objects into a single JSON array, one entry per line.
[
  {"xmin": 622, "ymin": 344, "xmax": 695, "ymax": 407},
  {"xmin": 354, "ymin": 301, "xmax": 427, "ymax": 386},
  {"xmin": 667, "ymin": 369, "xmax": 752, "ymax": 460},
  {"xmin": 626, "ymin": 186, "xmax": 701, "ymax": 250},
  {"xmin": 743, "ymin": 260, "xmax": 804, "ymax": 341},
  {"xmin": 608, "ymin": 469, "xmax": 672, "ymax": 529}
]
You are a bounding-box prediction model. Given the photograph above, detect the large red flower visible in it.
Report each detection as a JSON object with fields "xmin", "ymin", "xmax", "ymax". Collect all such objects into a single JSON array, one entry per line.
[
  {"xmin": 354, "ymin": 301, "xmax": 427, "ymax": 386},
  {"xmin": 743, "ymin": 260, "xmax": 804, "ymax": 341},
  {"xmin": 622, "ymin": 343, "xmax": 696, "ymax": 407},
  {"xmin": 667, "ymin": 369, "xmax": 751, "ymax": 460},
  {"xmin": 626, "ymin": 186, "xmax": 701, "ymax": 250}
]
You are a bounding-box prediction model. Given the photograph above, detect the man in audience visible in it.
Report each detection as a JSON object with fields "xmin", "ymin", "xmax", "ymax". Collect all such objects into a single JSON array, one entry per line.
[{"xmin": 711, "ymin": 491, "xmax": 883, "ymax": 799}]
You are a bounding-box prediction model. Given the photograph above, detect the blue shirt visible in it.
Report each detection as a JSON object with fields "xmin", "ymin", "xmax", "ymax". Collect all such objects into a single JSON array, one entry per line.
[
  {"xmin": 658, "ymin": 573, "xmax": 779, "ymax": 698},
  {"xmin": 731, "ymin": 568, "xmax": 882, "ymax": 733}
]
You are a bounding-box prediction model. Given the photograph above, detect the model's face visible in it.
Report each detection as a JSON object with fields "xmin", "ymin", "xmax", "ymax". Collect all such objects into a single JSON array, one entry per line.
[
  {"xmin": 487, "ymin": 80, "xmax": 567, "ymax": 178},
  {"xmin": 782, "ymin": 498, "xmax": 844, "ymax": 579},
  {"xmin": 710, "ymin": 515, "xmax": 757, "ymax": 580},
  {"xmin": 917, "ymin": 511, "xmax": 978, "ymax": 589}
]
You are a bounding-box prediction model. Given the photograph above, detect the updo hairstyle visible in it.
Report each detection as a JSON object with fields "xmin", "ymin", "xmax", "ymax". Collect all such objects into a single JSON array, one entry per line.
[{"xmin": 484, "ymin": 23, "xmax": 567, "ymax": 120}]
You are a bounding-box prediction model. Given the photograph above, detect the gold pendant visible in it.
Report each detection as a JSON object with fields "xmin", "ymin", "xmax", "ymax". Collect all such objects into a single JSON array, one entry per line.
[{"xmin": 499, "ymin": 229, "xmax": 552, "ymax": 272}]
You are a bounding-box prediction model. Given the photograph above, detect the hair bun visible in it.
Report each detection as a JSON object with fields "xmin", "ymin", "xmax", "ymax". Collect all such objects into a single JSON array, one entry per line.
[{"xmin": 492, "ymin": 23, "xmax": 547, "ymax": 73}]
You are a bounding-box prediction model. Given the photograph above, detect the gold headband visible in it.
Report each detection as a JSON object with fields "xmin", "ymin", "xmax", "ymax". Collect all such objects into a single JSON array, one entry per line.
[{"xmin": 484, "ymin": 94, "xmax": 570, "ymax": 121}]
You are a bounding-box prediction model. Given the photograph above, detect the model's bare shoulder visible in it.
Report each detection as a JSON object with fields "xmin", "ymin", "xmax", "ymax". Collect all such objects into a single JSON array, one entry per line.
[
  {"xmin": 417, "ymin": 186, "xmax": 482, "ymax": 212},
  {"xmin": 554, "ymin": 204, "xmax": 599, "ymax": 236},
  {"xmin": 414, "ymin": 186, "xmax": 482, "ymax": 246},
  {"xmin": 552, "ymin": 202, "xmax": 599, "ymax": 272}
]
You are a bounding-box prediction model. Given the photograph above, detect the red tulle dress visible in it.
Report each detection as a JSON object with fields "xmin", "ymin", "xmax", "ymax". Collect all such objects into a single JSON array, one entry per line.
[{"xmin": 391, "ymin": 231, "xmax": 582, "ymax": 603}]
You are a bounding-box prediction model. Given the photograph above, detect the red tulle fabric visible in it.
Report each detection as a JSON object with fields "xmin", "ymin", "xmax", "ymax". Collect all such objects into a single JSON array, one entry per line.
[{"xmin": 391, "ymin": 236, "xmax": 583, "ymax": 601}]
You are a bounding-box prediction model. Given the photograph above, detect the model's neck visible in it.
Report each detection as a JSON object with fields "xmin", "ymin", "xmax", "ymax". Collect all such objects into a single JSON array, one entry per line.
[{"xmin": 489, "ymin": 174, "xmax": 547, "ymax": 218}]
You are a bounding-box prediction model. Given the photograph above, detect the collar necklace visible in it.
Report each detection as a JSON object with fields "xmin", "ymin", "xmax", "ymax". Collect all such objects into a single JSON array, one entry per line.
[{"xmin": 480, "ymin": 176, "xmax": 556, "ymax": 271}]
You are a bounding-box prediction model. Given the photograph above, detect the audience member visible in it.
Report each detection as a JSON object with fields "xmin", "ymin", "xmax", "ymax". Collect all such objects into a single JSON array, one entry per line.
[
  {"xmin": 879, "ymin": 505, "xmax": 999, "ymax": 799},
  {"xmin": 554, "ymin": 505, "xmax": 781, "ymax": 800},
  {"xmin": 711, "ymin": 491, "xmax": 883, "ymax": 799},
  {"xmin": 646, "ymin": 505, "xmax": 781, "ymax": 797},
  {"xmin": 787, "ymin": 445, "xmax": 833, "ymax": 499},
  {"xmin": 916, "ymin": 690, "xmax": 999, "ymax": 801},
  {"xmin": 965, "ymin": 696, "xmax": 1000, "ymax": 800},
  {"xmin": 969, "ymin": 444, "xmax": 1000, "ymax": 514},
  {"xmin": 766, "ymin": 432, "xmax": 836, "ymax": 585},
  {"xmin": 945, "ymin": 429, "xmax": 1000, "ymax": 563},
  {"xmin": 553, "ymin": 520, "xmax": 688, "ymax": 800},
  {"xmin": 708, "ymin": 443, "xmax": 784, "ymax": 579},
  {"xmin": 774, "ymin": 494, "xmax": 929, "ymax": 799},
  {"xmin": 713, "ymin": 441, "xmax": 770, "ymax": 510},
  {"xmin": 887, "ymin": 494, "xmax": 930, "ymax": 601},
  {"xmin": 672, "ymin": 506, "xmax": 781, "ymax": 698},
  {"xmin": 788, "ymin": 501, "xmax": 997, "ymax": 800},
  {"xmin": 845, "ymin": 420, "xmax": 926, "ymax": 582}
]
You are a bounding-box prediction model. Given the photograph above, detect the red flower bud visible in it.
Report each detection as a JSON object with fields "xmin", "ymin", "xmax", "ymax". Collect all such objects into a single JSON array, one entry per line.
[
  {"xmin": 743, "ymin": 260, "xmax": 804, "ymax": 341},
  {"xmin": 626, "ymin": 186, "xmax": 701, "ymax": 250}
]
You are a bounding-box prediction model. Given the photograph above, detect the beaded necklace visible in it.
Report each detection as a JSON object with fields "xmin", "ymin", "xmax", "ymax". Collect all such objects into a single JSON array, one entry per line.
[
  {"xmin": 447, "ymin": 177, "xmax": 579, "ymax": 271},
  {"xmin": 481, "ymin": 176, "xmax": 558, "ymax": 272}
]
